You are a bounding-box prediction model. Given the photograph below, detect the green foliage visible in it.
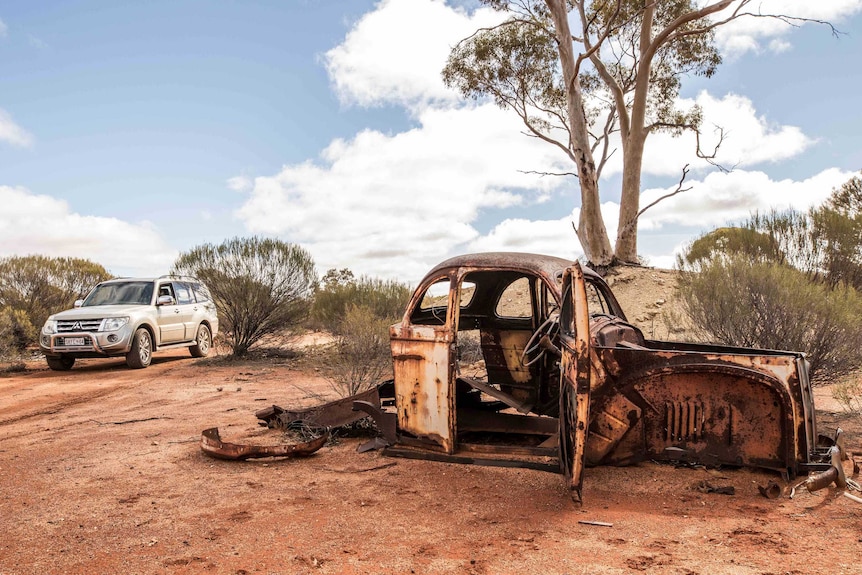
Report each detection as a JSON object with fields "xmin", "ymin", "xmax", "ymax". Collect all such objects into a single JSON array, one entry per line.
[
  {"xmin": 0, "ymin": 255, "xmax": 112, "ymax": 349},
  {"xmin": 810, "ymin": 176, "xmax": 862, "ymax": 289},
  {"xmin": 679, "ymin": 176, "xmax": 862, "ymax": 383},
  {"xmin": 172, "ymin": 237, "xmax": 316, "ymax": 356},
  {"xmin": 679, "ymin": 226, "xmax": 782, "ymax": 267},
  {"xmin": 443, "ymin": 1, "xmax": 719, "ymax": 148},
  {"xmin": 325, "ymin": 304, "xmax": 394, "ymax": 398},
  {"xmin": 310, "ymin": 269, "xmax": 411, "ymax": 335},
  {"xmin": 0, "ymin": 307, "xmax": 35, "ymax": 361},
  {"xmin": 678, "ymin": 256, "xmax": 862, "ymax": 382}
]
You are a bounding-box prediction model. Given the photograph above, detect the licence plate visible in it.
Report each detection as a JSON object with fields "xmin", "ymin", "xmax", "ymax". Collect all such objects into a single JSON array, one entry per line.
[{"xmin": 64, "ymin": 337, "xmax": 86, "ymax": 346}]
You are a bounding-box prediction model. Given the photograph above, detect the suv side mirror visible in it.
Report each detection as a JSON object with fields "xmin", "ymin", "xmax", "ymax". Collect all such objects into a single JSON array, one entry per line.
[
  {"xmin": 73, "ymin": 299, "xmax": 84, "ymax": 308},
  {"xmin": 157, "ymin": 295, "xmax": 175, "ymax": 306}
]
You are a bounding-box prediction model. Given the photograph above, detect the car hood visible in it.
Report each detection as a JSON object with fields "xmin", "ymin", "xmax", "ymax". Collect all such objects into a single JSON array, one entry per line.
[{"xmin": 49, "ymin": 305, "xmax": 152, "ymax": 320}]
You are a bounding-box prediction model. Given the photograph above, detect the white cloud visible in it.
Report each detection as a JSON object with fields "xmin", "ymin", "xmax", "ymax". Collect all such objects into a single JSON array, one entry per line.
[
  {"xmin": 324, "ymin": 0, "xmax": 503, "ymax": 109},
  {"xmin": 714, "ymin": 0, "xmax": 862, "ymax": 57},
  {"xmin": 0, "ymin": 108, "xmax": 33, "ymax": 147},
  {"xmin": 637, "ymin": 167, "xmax": 855, "ymax": 231},
  {"xmin": 0, "ymin": 18, "xmax": 7, "ymax": 37},
  {"xmin": 0, "ymin": 186, "xmax": 178, "ymax": 277},
  {"xmin": 236, "ymin": 103, "xmax": 571, "ymax": 280},
  {"xmin": 226, "ymin": 175, "xmax": 252, "ymax": 192},
  {"xmin": 624, "ymin": 92, "xmax": 813, "ymax": 178}
]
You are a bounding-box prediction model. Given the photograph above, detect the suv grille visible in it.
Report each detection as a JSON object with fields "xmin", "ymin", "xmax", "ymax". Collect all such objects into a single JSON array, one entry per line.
[{"xmin": 57, "ymin": 319, "xmax": 103, "ymax": 333}]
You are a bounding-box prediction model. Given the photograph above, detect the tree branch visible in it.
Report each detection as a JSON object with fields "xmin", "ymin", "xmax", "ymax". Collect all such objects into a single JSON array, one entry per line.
[{"xmin": 616, "ymin": 164, "xmax": 694, "ymax": 239}]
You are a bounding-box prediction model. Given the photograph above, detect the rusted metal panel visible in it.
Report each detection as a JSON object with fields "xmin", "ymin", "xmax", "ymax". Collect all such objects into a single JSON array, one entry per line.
[
  {"xmin": 200, "ymin": 427, "xmax": 327, "ymax": 461},
  {"xmin": 559, "ymin": 263, "xmax": 592, "ymax": 503},
  {"xmin": 390, "ymin": 323, "xmax": 455, "ymax": 453},
  {"xmin": 255, "ymin": 386, "xmax": 380, "ymax": 429}
]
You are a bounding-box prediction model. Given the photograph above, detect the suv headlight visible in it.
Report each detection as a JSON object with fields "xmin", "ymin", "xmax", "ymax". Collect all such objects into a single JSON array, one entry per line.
[
  {"xmin": 102, "ymin": 317, "xmax": 129, "ymax": 332},
  {"xmin": 42, "ymin": 320, "xmax": 57, "ymax": 335}
]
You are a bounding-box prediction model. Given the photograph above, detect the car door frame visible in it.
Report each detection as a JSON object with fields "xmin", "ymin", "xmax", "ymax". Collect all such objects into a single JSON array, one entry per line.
[
  {"xmin": 390, "ymin": 272, "xmax": 460, "ymax": 454},
  {"xmin": 558, "ymin": 262, "xmax": 592, "ymax": 503}
]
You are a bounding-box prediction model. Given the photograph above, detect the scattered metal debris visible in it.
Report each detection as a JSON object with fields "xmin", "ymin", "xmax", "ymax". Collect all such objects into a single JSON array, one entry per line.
[
  {"xmin": 696, "ymin": 480, "xmax": 735, "ymax": 495},
  {"xmin": 844, "ymin": 492, "xmax": 862, "ymax": 505},
  {"xmin": 200, "ymin": 427, "xmax": 328, "ymax": 461},
  {"xmin": 758, "ymin": 480, "xmax": 783, "ymax": 499},
  {"xmin": 256, "ymin": 386, "xmax": 383, "ymax": 429},
  {"xmin": 578, "ymin": 520, "xmax": 613, "ymax": 527},
  {"xmin": 791, "ymin": 446, "xmax": 845, "ymax": 497}
]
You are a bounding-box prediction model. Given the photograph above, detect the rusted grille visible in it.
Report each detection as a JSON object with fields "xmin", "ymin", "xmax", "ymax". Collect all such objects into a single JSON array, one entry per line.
[
  {"xmin": 57, "ymin": 319, "xmax": 103, "ymax": 333},
  {"xmin": 665, "ymin": 401, "xmax": 704, "ymax": 442}
]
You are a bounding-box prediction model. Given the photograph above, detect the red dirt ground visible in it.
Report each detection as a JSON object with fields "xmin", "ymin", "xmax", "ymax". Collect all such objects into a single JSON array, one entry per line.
[{"xmin": 1, "ymin": 344, "xmax": 860, "ymax": 575}]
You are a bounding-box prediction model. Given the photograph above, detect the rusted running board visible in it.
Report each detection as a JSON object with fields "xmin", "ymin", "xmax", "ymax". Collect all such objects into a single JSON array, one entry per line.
[
  {"xmin": 200, "ymin": 427, "xmax": 328, "ymax": 461},
  {"xmin": 383, "ymin": 445, "xmax": 560, "ymax": 474}
]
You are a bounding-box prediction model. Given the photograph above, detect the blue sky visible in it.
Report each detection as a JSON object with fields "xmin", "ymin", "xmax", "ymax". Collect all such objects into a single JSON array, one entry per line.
[{"xmin": 1, "ymin": 0, "xmax": 861, "ymax": 281}]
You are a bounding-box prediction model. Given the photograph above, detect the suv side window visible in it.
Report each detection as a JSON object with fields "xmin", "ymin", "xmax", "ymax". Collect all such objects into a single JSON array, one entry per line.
[
  {"xmin": 191, "ymin": 282, "xmax": 211, "ymax": 303},
  {"xmin": 174, "ymin": 282, "xmax": 194, "ymax": 305},
  {"xmin": 158, "ymin": 283, "xmax": 176, "ymax": 303}
]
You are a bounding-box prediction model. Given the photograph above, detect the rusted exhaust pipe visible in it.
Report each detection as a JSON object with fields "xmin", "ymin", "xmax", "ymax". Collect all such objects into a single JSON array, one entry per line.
[{"xmin": 791, "ymin": 446, "xmax": 846, "ymax": 497}]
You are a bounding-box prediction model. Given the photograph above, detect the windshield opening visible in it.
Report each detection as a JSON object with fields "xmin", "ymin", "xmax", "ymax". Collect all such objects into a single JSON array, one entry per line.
[{"xmin": 83, "ymin": 282, "xmax": 154, "ymax": 306}]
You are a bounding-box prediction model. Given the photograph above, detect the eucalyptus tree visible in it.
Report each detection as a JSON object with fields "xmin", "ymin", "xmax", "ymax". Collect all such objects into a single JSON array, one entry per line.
[{"xmin": 444, "ymin": 0, "xmax": 832, "ymax": 266}]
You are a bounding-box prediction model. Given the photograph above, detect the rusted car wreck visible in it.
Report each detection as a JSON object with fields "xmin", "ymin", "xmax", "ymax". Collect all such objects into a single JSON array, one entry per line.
[{"xmin": 261, "ymin": 253, "xmax": 838, "ymax": 501}]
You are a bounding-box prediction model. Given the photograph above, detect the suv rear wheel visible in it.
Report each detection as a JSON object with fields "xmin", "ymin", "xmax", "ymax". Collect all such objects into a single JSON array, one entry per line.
[
  {"xmin": 126, "ymin": 328, "xmax": 153, "ymax": 369},
  {"xmin": 46, "ymin": 356, "xmax": 75, "ymax": 371},
  {"xmin": 189, "ymin": 324, "xmax": 212, "ymax": 358}
]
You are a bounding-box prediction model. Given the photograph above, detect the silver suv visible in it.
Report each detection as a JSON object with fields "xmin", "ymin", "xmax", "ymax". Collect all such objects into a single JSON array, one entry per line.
[{"xmin": 39, "ymin": 276, "xmax": 219, "ymax": 370}]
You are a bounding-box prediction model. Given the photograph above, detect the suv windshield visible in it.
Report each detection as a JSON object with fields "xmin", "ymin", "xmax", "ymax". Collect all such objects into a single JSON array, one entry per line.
[{"xmin": 83, "ymin": 281, "xmax": 154, "ymax": 306}]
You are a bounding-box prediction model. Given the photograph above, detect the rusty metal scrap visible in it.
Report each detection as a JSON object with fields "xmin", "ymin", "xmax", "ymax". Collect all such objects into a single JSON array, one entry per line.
[
  {"xmin": 256, "ymin": 386, "xmax": 381, "ymax": 429},
  {"xmin": 791, "ymin": 446, "xmax": 846, "ymax": 497},
  {"xmin": 758, "ymin": 480, "xmax": 783, "ymax": 499},
  {"xmin": 200, "ymin": 427, "xmax": 328, "ymax": 461}
]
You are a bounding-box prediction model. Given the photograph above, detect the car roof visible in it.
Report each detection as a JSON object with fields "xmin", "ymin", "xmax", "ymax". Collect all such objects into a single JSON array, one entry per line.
[
  {"xmin": 420, "ymin": 252, "xmax": 599, "ymax": 283},
  {"xmin": 100, "ymin": 276, "xmax": 199, "ymax": 284}
]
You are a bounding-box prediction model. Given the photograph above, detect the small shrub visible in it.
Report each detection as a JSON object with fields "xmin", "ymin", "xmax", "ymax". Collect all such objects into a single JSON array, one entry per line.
[
  {"xmin": 0, "ymin": 307, "xmax": 36, "ymax": 358},
  {"xmin": 310, "ymin": 271, "xmax": 411, "ymax": 335},
  {"xmin": 0, "ymin": 255, "xmax": 111, "ymax": 348},
  {"xmin": 325, "ymin": 304, "xmax": 394, "ymax": 398},
  {"xmin": 832, "ymin": 377, "xmax": 862, "ymax": 417},
  {"xmin": 678, "ymin": 255, "xmax": 862, "ymax": 383}
]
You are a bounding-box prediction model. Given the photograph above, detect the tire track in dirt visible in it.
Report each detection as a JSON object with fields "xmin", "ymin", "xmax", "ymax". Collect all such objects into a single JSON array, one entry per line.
[{"xmin": 0, "ymin": 385, "xmax": 134, "ymax": 427}]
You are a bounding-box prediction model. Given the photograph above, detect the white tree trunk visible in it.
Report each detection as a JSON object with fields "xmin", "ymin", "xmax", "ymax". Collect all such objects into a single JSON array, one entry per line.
[{"xmin": 546, "ymin": 0, "xmax": 614, "ymax": 266}]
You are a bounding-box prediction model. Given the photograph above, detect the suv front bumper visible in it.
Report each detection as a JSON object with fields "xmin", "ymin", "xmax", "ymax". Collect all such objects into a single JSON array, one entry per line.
[{"xmin": 40, "ymin": 328, "xmax": 134, "ymax": 357}]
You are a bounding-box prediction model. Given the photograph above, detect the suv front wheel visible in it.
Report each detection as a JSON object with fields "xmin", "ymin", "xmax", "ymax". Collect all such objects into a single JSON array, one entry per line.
[
  {"xmin": 46, "ymin": 356, "xmax": 76, "ymax": 371},
  {"xmin": 126, "ymin": 328, "xmax": 153, "ymax": 369}
]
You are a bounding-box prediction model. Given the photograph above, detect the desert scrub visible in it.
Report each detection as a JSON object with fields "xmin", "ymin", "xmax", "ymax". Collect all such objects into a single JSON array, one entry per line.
[{"xmin": 832, "ymin": 376, "xmax": 862, "ymax": 417}]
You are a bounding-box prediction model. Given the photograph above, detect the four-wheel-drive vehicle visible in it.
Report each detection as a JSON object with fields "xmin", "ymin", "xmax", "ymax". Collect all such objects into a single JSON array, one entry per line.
[
  {"xmin": 39, "ymin": 276, "xmax": 219, "ymax": 371},
  {"xmin": 267, "ymin": 253, "xmax": 836, "ymax": 501}
]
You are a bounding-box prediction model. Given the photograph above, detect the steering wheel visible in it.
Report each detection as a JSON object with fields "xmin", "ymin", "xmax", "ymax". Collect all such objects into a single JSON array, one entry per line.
[{"xmin": 520, "ymin": 313, "xmax": 561, "ymax": 367}]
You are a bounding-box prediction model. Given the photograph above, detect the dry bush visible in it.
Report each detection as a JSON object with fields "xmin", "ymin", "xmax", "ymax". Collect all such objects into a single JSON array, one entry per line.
[
  {"xmin": 832, "ymin": 377, "xmax": 862, "ymax": 417},
  {"xmin": 0, "ymin": 307, "xmax": 35, "ymax": 361},
  {"xmin": 310, "ymin": 271, "xmax": 411, "ymax": 334},
  {"xmin": 678, "ymin": 256, "xmax": 862, "ymax": 384},
  {"xmin": 173, "ymin": 237, "xmax": 317, "ymax": 356},
  {"xmin": 325, "ymin": 304, "xmax": 394, "ymax": 398}
]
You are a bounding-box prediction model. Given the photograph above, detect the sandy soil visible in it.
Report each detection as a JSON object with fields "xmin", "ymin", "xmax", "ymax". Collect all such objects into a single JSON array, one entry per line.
[{"xmin": 1, "ymin": 267, "xmax": 861, "ymax": 575}]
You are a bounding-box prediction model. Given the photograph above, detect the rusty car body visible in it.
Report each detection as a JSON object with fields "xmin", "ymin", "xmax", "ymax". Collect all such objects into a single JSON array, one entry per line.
[{"xmin": 280, "ymin": 253, "xmax": 835, "ymax": 500}]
